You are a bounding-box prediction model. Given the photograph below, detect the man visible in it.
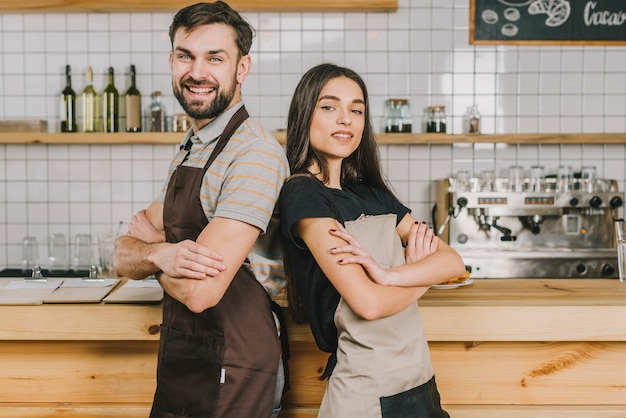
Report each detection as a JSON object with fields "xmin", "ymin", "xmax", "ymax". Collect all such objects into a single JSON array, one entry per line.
[{"xmin": 113, "ymin": 2, "xmax": 289, "ymax": 417}]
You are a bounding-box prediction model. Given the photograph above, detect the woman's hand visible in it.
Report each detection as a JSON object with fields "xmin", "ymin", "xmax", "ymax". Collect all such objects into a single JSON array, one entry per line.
[
  {"xmin": 404, "ymin": 221, "xmax": 438, "ymax": 264},
  {"xmin": 328, "ymin": 220, "xmax": 392, "ymax": 285}
]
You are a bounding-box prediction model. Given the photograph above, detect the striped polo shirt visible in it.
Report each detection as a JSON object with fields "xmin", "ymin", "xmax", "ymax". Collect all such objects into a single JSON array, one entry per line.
[{"xmin": 157, "ymin": 101, "xmax": 289, "ymax": 296}]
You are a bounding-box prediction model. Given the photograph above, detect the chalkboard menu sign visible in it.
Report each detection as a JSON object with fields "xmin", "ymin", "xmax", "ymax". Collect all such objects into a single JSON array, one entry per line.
[{"xmin": 470, "ymin": 0, "xmax": 626, "ymax": 45}]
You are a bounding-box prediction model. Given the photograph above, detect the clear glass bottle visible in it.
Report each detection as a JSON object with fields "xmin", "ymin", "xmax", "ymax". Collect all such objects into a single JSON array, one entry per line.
[
  {"xmin": 426, "ymin": 105, "xmax": 447, "ymax": 133},
  {"xmin": 148, "ymin": 91, "xmax": 167, "ymax": 132},
  {"xmin": 102, "ymin": 66, "xmax": 119, "ymax": 132},
  {"xmin": 80, "ymin": 65, "xmax": 99, "ymax": 132},
  {"xmin": 463, "ymin": 104, "xmax": 481, "ymax": 134},
  {"xmin": 124, "ymin": 64, "xmax": 142, "ymax": 132},
  {"xmin": 60, "ymin": 64, "xmax": 77, "ymax": 132}
]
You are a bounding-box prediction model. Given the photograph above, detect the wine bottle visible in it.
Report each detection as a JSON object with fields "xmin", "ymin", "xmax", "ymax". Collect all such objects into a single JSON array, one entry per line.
[
  {"xmin": 125, "ymin": 65, "xmax": 142, "ymax": 132},
  {"xmin": 80, "ymin": 66, "xmax": 99, "ymax": 132},
  {"xmin": 60, "ymin": 65, "xmax": 77, "ymax": 132},
  {"xmin": 102, "ymin": 66, "xmax": 119, "ymax": 132}
]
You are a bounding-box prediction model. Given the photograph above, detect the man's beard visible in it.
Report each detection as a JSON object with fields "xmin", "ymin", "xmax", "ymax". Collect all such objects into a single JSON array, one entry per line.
[{"xmin": 173, "ymin": 74, "xmax": 237, "ymax": 120}]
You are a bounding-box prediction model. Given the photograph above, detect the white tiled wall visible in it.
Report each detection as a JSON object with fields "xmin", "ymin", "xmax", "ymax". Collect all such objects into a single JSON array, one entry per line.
[{"xmin": 1, "ymin": 0, "xmax": 625, "ymax": 268}]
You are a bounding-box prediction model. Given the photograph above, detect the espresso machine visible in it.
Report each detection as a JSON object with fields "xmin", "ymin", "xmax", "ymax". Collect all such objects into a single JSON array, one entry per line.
[{"xmin": 434, "ymin": 166, "xmax": 624, "ymax": 278}]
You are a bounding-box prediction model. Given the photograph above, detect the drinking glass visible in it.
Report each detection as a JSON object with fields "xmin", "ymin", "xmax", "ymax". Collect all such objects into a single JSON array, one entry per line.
[
  {"xmin": 98, "ymin": 232, "xmax": 115, "ymax": 274},
  {"xmin": 22, "ymin": 236, "xmax": 39, "ymax": 272},
  {"xmin": 508, "ymin": 165, "xmax": 524, "ymax": 192},
  {"xmin": 455, "ymin": 170, "xmax": 470, "ymax": 192},
  {"xmin": 556, "ymin": 165, "xmax": 572, "ymax": 193},
  {"xmin": 615, "ymin": 221, "xmax": 626, "ymax": 283},
  {"xmin": 73, "ymin": 234, "xmax": 93, "ymax": 270},
  {"xmin": 581, "ymin": 166, "xmax": 597, "ymax": 193},
  {"xmin": 480, "ymin": 170, "xmax": 495, "ymax": 192},
  {"xmin": 529, "ymin": 165, "xmax": 544, "ymax": 192},
  {"xmin": 48, "ymin": 233, "xmax": 68, "ymax": 272}
]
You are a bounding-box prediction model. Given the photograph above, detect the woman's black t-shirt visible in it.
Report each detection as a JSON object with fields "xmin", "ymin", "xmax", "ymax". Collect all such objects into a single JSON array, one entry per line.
[{"xmin": 279, "ymin": 175, "xmax": 410, "ymax": 362}]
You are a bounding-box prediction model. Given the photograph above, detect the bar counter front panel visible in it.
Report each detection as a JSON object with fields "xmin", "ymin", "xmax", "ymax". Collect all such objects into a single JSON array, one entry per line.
[{"xmin": 1, "ymin": 278, "xmax": 626, "ymax": 417}]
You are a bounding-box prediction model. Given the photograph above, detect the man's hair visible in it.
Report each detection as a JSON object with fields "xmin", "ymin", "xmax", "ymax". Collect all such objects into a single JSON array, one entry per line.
[{"xmin": 169, "ymin": 1, "xmax": 255, "ymax": 58}]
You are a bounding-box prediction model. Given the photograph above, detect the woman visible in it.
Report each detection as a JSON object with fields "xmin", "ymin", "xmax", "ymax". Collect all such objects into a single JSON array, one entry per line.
[{"xmin": 279, "ymin": 63, "xmax": 465, "ymax": 417}]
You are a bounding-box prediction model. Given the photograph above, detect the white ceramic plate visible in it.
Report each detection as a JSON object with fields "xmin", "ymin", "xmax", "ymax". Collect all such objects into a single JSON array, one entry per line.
[{"xmin": 431, "ymin": 277, "xmax": 474, "ymax": 290}]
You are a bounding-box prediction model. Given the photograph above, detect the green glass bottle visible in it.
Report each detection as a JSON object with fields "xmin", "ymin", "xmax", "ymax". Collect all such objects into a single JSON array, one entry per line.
[
  {"xmin": 125, "ymin": 65, "xmax": 142, "ymax": 132},
  {"xmin": 102, "ymin": 66, "xmax": 119, "ymax": 132},
  {"xmin": 80, "ymin": 66, "xmax": 99, "ymax": 132},
  {"xmin": 60, "ymin": 65, "xmax": 77, "ymax": 132}
]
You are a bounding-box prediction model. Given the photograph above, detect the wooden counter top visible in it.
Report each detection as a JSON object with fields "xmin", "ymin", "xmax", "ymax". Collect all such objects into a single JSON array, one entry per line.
[
  {"xmin": 2, "ymin": 278, "xmax": 625, "ymax": 342},
  {"xmin": 419, "ymin": 278, "xmax": 626, "ymax": 342}
]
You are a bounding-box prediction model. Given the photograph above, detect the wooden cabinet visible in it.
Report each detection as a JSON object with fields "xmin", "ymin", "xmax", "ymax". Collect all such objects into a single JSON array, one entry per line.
[{"xmin": 0, "ymin": 0, "xmax": 398, "ymax": 13}]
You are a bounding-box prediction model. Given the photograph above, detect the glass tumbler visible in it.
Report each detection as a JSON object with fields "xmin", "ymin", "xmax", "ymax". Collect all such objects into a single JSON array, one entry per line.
[
  {"xmin": 98, "ymin": 232, "xmax": 116, "ymax": 274},
  {"xmin": 529, "ymin": 165, "xmax": 544, "ymax": 192},
  {"xmin": 508, "ymin": 165, "xmax": 524, "ymax": 192},
  {"xmin": 455, "ymin": 170, "xmax": 471, "ymax": 193},
  {"xmin": 48, "ymin": 233, "xmax": 68, "ymax": 273},
  {"xmin": 556, "ymin": 165, "xmax": 572, "ymax": 193},
  {"xmin": 22, "ymin": 236, "xmax": 39, "ymax": 272},
  {"xmin": 73, "ymin": 234, "xmax": 93, "ymax": 270},
  {"xmin": 615, "ymin": 221, "xmax": 626, "ymax": 283},
  {"xmin": 480, "ymin": 170, "xmax": 495, "ymax": 192},
  {"xmin": 581, "ymin": 165, "xmax": 597, "ymax": 193}
]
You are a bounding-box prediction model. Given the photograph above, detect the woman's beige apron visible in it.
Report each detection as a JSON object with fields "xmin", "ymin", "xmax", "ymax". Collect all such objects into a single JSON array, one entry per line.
[
  {"xmin": 150, "ymin": 106, "xmax": 281, "ymax": 418},
  {"xmin": 318, "ymin": 214, "xmax": 434, "ymax": 418}
]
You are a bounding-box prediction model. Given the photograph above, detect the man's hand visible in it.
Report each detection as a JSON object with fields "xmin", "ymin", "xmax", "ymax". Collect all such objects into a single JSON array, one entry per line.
[
  {"xmin": 114, "ymin": 204, "xmax": 226, "ymax": 281},
  {"xmin": 128, "ymin": 209, "xmax": 165, "ymax": 243},
  {"xmin": 151, "ymin": 239, "xmax": 226, "ymax": 280}
]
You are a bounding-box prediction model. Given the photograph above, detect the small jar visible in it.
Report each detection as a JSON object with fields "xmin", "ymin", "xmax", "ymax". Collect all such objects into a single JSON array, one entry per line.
[
  {"xmin": 384, "ymin": 99, "xmax": 402, "ymax": 133},
  {"xmin": 384, "ymin": 99, "xmax": 412, "ymax": 133},
  {"xmin": 173, "ymin": 113, "xmax": 191, "ymax": 133},
  {"xmin": 398, "ymin": 99, "xmax": 412, "ymax": 133},
  {"xmin": 463, "ymin": 104, "xmax": 481, "ymax": 134},
  {"xmin": 426, "ymin": 105, "xmax": 447, "ymax": 133}
]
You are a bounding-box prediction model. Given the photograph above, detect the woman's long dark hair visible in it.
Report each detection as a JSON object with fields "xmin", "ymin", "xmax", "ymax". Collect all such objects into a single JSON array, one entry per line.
[
  {"xmin": 286, "ymin": 63, "xmax": 394, "ymax": 195},
  {"xmin": 284, "ymin": 63, "xmax": 396, "ymax": 323}
]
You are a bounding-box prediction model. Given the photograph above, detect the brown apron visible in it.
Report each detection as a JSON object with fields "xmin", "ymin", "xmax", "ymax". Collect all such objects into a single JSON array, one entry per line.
[{"xmin": 150, "ymin": 106, "xmax": 282, "ymax": 418}]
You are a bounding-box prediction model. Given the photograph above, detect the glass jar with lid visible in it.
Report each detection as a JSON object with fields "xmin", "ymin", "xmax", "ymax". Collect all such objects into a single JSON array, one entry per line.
[
  {"xmin": 384, "ymin": 98, "xmax": 412, "ymax": 133},
  {"xmin": 426, "ymin": 105, "xmax": 447, "ymax": 133},
  {"xmin": 462, "ymin": 104, "xmax": 481, "ymax": 134}
]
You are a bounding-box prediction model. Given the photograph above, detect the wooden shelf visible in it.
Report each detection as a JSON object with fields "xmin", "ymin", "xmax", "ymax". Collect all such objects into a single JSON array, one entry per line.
[
  {"xmin": 2, "ymin": 132, "xmax": 623, "ymax": 145},
  {"xmin": 0, "ymin": 0, "xmax": 398, "ymax": 13},
  {"xmin": 0, "ymin": 132, "xmax": 181, "ymax": 145},
  {"xmin": 273, "ymin": 131, "xmax": 626, "ymax": 145}
]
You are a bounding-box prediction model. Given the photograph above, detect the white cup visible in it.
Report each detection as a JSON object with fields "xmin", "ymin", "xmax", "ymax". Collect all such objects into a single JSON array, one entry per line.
[{"xmin": 615, "ymin": 221, "xmax": 626, "ymax": 283}]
